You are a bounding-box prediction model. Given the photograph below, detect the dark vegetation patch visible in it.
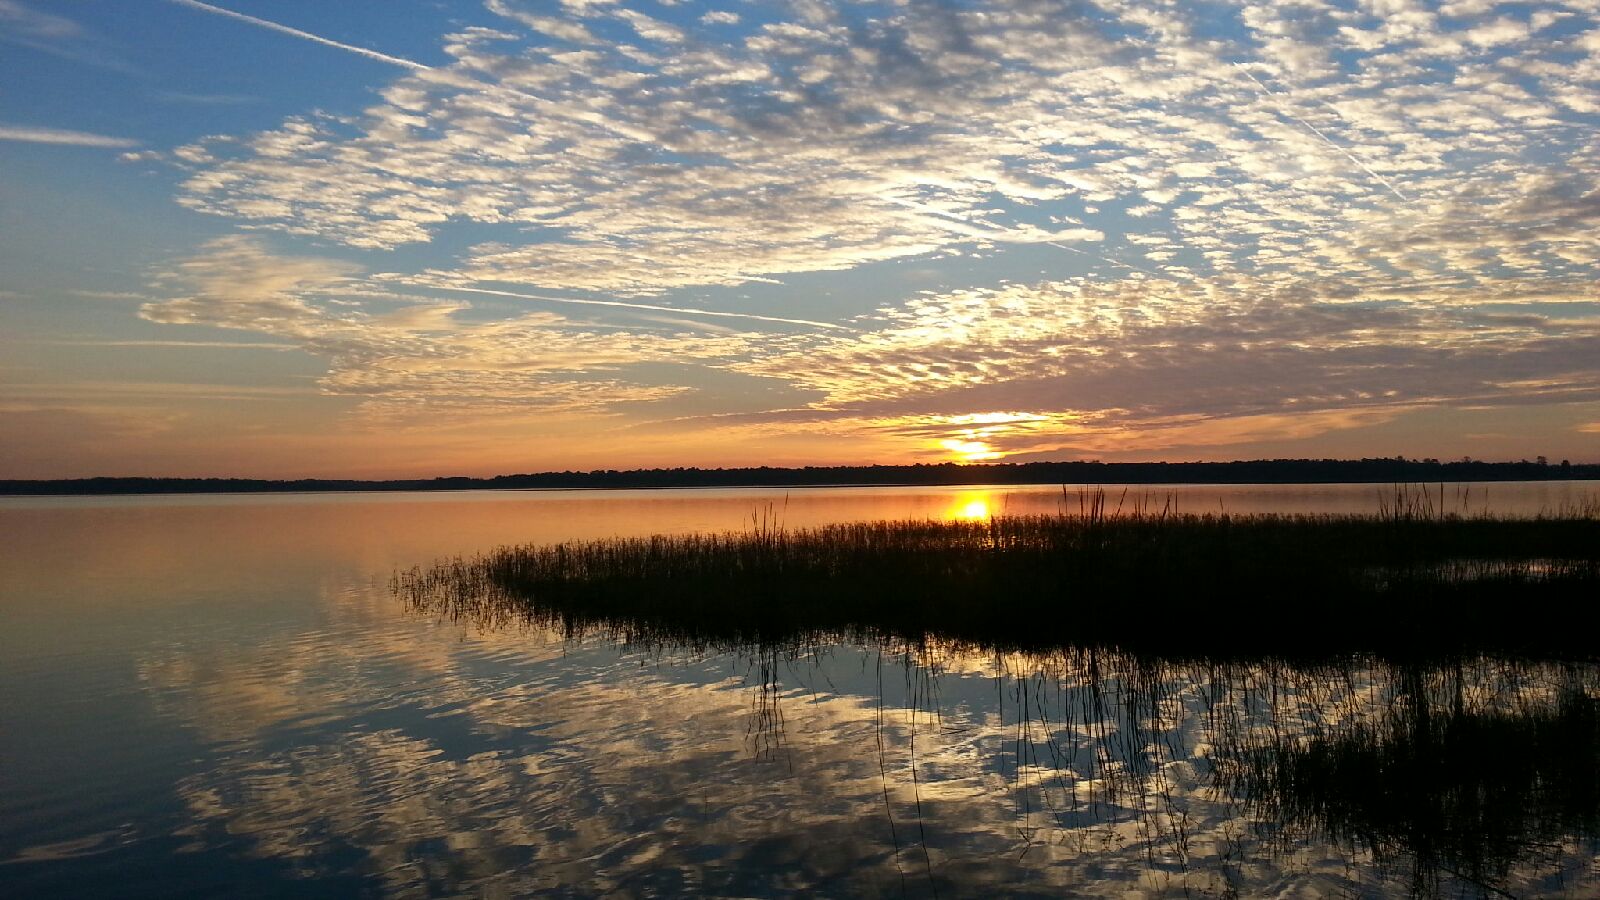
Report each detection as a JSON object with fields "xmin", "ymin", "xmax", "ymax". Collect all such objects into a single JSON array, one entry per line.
[{"xmin": 395, "ymin": 499, "xmax": 1600, "ymax": 660}]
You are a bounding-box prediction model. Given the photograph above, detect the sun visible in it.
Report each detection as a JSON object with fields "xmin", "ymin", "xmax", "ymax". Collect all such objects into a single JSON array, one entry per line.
[{"xmin": 939, "ymin": 438, "xmax": 1001, "ymax": 462}]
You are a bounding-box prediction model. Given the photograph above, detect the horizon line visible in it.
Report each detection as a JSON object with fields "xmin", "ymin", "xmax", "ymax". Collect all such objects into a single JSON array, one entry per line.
[{"xmin": 3, "ymin": 457, "xmax": 1595, "ymax": 494}]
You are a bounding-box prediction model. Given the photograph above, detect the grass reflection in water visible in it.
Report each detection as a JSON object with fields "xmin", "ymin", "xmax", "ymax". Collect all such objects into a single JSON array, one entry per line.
[
  {"xmin": 1215, "ymin": 663, "xmax": 1599, "ymax": 897},
  {"xmin": 395, "ymin": 500, "xmax": 1600, "ymax": 898}
]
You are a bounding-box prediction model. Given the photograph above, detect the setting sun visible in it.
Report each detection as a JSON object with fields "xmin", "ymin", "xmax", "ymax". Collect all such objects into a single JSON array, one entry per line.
[{"xmin": 940, "ymin": 439, "xmax": 1002, "ymax": 463}]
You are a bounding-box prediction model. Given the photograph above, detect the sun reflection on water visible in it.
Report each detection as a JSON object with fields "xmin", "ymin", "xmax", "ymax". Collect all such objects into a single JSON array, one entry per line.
[{"xmin": 946, "ymin": 494, "xmax": 994, "ymax": 521}]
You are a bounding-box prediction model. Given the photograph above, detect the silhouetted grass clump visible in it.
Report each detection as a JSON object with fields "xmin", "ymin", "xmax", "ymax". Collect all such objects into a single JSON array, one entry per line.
[{"xmin": 395, "ymin": 492, "xmax": 1600, "ymax": 659}]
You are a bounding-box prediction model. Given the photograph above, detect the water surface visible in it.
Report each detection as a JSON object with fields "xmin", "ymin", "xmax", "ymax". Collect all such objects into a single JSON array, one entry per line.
[{"xmin": 3, "ymin": 483, "xmax": 1597, "ymax": 897}]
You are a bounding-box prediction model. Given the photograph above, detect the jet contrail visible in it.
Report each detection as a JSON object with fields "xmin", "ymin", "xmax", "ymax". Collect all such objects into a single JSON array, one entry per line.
[
  {"xmin": 0, "ymin": 124, "xmax": 138, "ymax": 148},
  {"xmin": 880, "ymin": 195, "xmax": 1014, "ymax": 240},
  {"xmin": 883, "ymin": 194, "xmax": 1189, "ymax": 279},
  {"xmin": 164, "ymin": 1, "xmax": 666, "ymax": 146},
  {"xmin": 165, "ymin": 0, "xmax": 430, "ymax": 71},
  {"xmin": 1046, "ymin": 241, "xmax": 1176, "ymax": 278},
  {"xmin": 425, "ymin": 285, "xmax": 849, "ymax": 331},
  {"xmin": 1233, "ymin": 63, "xmax": 1410, "ymax": 202}
]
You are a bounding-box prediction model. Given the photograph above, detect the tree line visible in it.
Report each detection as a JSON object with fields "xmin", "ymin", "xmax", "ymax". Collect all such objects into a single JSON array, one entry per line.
[{"xmin": 3, "ymin": 457, "xmax": 1596, "ymax": 495}]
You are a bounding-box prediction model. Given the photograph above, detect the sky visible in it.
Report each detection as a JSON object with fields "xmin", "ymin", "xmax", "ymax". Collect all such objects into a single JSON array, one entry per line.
[{"xmin": 1, "ymin": 0, "xmax": 1598, "ymax": 479}]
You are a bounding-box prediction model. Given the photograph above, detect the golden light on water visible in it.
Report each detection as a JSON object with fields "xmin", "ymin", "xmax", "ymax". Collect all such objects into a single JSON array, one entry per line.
[
  {"xmin": 957, "ymin": 499, "xmax": 990, "ymax": 520},
  {"xmin": 946, "ymin": 494, "xmax": 994, "ymax": 521}
]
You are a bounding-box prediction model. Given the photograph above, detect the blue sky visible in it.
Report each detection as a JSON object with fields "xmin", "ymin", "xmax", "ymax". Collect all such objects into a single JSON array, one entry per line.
[{"xmin": 2, "ymin": 0, "xmax": 1599, "ymax": 477}]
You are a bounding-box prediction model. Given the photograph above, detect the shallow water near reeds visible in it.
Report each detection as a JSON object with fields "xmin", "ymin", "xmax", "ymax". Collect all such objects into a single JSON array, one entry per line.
[{"xmin": 3, "ymin": 483, "xmax": 1599, "ymax": 898}]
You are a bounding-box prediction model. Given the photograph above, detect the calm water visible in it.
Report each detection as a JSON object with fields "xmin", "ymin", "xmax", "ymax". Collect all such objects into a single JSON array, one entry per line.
[{"xmin": 2, "ymin": 483, "xmax": 1598, "ymax": 897}]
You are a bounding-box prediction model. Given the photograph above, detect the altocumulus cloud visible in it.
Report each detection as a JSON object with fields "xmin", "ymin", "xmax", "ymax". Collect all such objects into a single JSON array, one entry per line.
[
  {"xmin": 140, "ymin": 237, "xmax": 753, "ymax": 420},
  {"xmin": 142, "ymin": 0, "xmax": 1600, "ymax": 459}
]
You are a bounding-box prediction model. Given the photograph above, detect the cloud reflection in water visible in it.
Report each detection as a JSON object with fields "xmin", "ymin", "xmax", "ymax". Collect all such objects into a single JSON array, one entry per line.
[{"xmin": 133, "ymin": 577, "xmax": 1600, "ymax": 898}]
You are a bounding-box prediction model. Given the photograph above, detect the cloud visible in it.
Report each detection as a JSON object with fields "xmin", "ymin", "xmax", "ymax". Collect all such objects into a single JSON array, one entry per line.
[
  {"xmin": 120, "ymin": 1, "xmax": 1600, "ymax": 462},
  {"xmin": 718, "ymin": 270, "xmax": 1600, "ymax": 457},
  {"xmin": 153, "ymin": 90, "xmax": 260, "ymax": 105},
  {"xmin": 0, "ymin": 124, "xmax": 138, "ymax": 148},
  {"xmin": 35, "ymin": 339, "xmax": 300, "ymax": 351},
  {"xmin": 0, "ymin": 0, "xmax": 77, "ymax": 39},
  {"xmin": 136, "ymin": 234, "xmax": 1599, "ymax": 462},
  {"xmin": 0, "ymin": 0, "xmax": 139, "ymax": 72},
  {"xmin": 138, "ymin": 237, "xmax": 759, "ymax": 419},
  {"xmin": 1463, "ymin": 16, "xmax": 1530, "ymax": 47},
  {"xmin": 483, "ymin": 0, "xmax": 598, "ymax": 44},
  {"xmin": 3, "ymin": 381, "xmax": 320, "ymax": 402},
  {"xmin": 159, "ymin": 1, "xmax": 1600, "ymax": 301},
  {"xmin": 1230, "ymin": 63, "xmax": 1411, "ymax": 201},
  {"xmin": 411, "ymin": 284, "xmax": 849, "ymax": 331}
]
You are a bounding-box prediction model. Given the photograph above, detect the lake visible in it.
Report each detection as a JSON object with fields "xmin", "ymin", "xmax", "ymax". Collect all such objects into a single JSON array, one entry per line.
[{"xmin": 3, "ymin": 483, "xmax": 1598, "ymax": 897}]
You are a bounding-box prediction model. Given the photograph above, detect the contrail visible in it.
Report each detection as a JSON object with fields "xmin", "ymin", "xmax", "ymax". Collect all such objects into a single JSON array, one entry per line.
[
  {"xmin": 1233, "ymin": 63, "xmax": 1410, "ymax": 202},
  {"xmin": 0, "ymin": 124, "xmax": 138, "ymax": 148},
  {"xmin": 425, "ymin": 284, "xmax": 849, "ymax": 331},
  {"xmin": 880, "ymin": 195, "xmax": 1012, "ymax": 240},
  {"xmin": 1046, "ymin": 241, "xmax": 1176, "ymax": 278},
  {"xmin": 164, "ymin": 1, "xmax": 662, "ymax": 146},
  {"xmin": 883, "ymin": 194, "xmax": 1188, "ymax": 279},
  {"xmin": 165, "ymin": 0, "xmax": 430, "ymax": 71}
]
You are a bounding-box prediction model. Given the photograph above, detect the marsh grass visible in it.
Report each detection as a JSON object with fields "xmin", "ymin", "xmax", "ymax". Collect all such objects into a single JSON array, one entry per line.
[{"xmin": 395, "ymin": 488, "xmax": 1600, "ymax": 659}]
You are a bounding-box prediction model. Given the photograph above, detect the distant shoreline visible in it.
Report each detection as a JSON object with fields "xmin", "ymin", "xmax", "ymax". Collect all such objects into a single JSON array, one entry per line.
[{"xmin": 4, "ymin": 458, "xmax": 1598, "ymax": 496}]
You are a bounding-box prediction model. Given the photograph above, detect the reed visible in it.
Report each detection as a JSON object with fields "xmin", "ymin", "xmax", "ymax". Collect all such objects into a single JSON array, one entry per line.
[{"xmin": 395, "ymin": 492, "xmax": 1600, "ymax": 659}]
